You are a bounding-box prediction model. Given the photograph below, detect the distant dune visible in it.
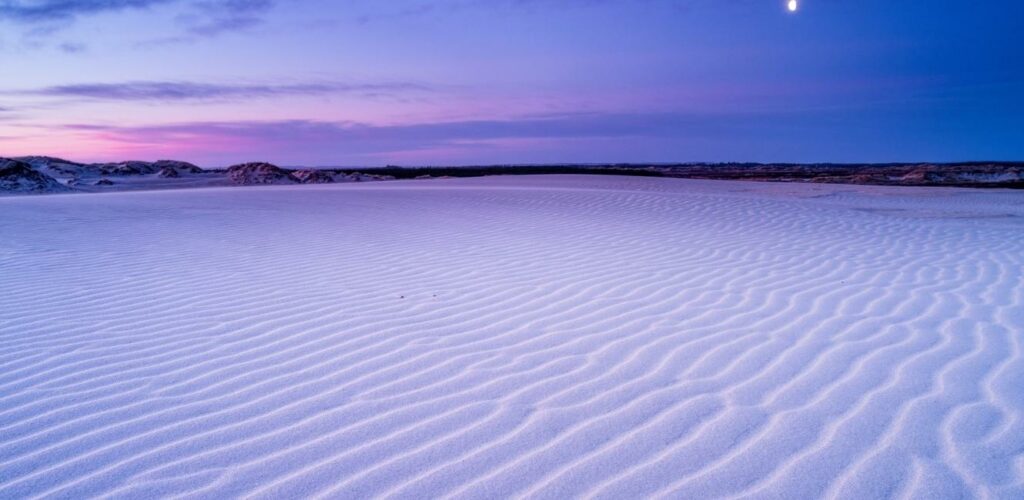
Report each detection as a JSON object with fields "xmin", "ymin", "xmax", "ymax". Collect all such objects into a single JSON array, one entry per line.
[
  {"xmin": 2, "ymin": 156, "xmax": 1023, "ymax": 196},
  {"xmin": 1, "ymin": 175, "xmax": 1021, "ymax": 498},
  {"xmin": 0, "ymin": 157, "xmax": 396, "ymax": 195},
  {"xmin": 0, "ymin": 158, "xmax": 71, "ymax": 194}
]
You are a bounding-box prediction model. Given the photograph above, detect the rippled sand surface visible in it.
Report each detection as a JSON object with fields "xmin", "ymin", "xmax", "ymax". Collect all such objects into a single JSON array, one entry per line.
[{"xmin": 1, "ymin": 175, "xmax": 1022, "ymax": 499}]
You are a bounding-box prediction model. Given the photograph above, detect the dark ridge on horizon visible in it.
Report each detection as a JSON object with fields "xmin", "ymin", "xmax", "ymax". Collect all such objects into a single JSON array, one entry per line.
[
  {"xmin": 4, "ymin": 156, "xmax": 1024, "ymax": 194},
  {"xmin": 305, "ymin": 161, "xmax": 1024, "ymax": 170},
  {"xmin": 345, "ymin": 163, "xmax": 1024, "ymax": 189}
]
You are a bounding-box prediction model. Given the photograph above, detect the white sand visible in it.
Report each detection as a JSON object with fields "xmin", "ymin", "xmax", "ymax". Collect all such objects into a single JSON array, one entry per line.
[{"xmin": 1, "ymin": 175, "xmax": 1022, "ymax": 499}]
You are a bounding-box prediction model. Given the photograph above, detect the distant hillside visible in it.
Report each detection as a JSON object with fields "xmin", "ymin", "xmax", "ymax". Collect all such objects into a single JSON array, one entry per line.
[
  {"xmin": 353, "ymin": 162, "xmax": 1024, "ymax": 188},
  {"xmin": 0, "ymin": 158, "xmax": 71, "ymax": 194},
  {"xmin": 3, "ymin": 156, "xmax": 1023, "ymax": 195}
]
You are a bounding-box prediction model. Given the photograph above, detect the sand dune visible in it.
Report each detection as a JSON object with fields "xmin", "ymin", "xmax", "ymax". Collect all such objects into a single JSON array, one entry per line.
[{"xmin": 1, "ymin": 175, "xmax": 1022, "ymax": 499}]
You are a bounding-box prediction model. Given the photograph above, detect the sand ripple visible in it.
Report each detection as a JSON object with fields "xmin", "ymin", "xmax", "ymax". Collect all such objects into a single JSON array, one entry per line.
[{"xmin": 1, "ymin": 176, "xmax": 1022, "ymax": 499}]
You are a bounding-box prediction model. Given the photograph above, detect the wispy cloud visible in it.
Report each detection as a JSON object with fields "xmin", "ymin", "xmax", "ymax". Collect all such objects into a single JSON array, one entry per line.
[
  {"xmin": 0, "ymin": 106, "xmax": 20, "ymax": 121},
  {"xmin": 64, "ymin": 112, "xmax": 697, "ymax": 143},
  {"xmin": 178, "ymin": 0, "xmax": 274, "ymax": 37},
  {"xmin": 57, "ymin": 41, "xmax": 87, "ymax": 53},
  {"xmin": 9, "ymin": 80, "xmax": 431, "ymax": 102},
  {"xmin": 56, "ymin": 111, "xmax": 734, "ymax": 163},
  {"xmin": 1, "ymin": 0, "xmax": 278, "ymax": 44},
  {"xmin": 16, "ymin": 106, "xmax": 966, "ymax": 165},
  {"xmin": 0, "ymin": 0, "xmax": 175, "ymax": 22},
  {"xmin": 351, "ymin": 0, "xmax": 695, "ymax": 24}
]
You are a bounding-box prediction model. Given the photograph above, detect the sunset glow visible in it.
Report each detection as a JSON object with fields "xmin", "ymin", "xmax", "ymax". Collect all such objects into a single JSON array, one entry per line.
[{"xmin": 0, "ymin": 0, "xmax": 1021, "ymax": 166}]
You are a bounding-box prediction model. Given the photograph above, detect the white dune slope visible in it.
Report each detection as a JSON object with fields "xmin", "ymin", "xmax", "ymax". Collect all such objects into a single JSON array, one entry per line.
[{"xmin": 1, "ymin": 175, "xmax": 1023, "ymax": 499}]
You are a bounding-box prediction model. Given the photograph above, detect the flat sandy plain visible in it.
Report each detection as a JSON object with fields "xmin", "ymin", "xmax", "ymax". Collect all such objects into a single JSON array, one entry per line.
[{"xmin": 1, "ymin": 175, "xmax": 1022, "ymax": 498}]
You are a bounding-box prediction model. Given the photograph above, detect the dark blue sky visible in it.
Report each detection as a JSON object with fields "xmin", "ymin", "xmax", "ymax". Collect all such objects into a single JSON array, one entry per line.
[{"xmin": 1, "ymin": 0, "xmax": 1022, "ymax": 166}]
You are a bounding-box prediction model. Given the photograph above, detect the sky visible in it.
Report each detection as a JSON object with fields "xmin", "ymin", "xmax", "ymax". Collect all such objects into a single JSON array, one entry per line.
[{"xmin": 0, "ymin": 0, "xmax": 1022, "ymax": 167}]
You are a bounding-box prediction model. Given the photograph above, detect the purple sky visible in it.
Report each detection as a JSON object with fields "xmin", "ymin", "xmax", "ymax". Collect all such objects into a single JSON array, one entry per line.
[{"xmin": 1, "ymin": 0, "xmax": 1022, "ymax": 167}]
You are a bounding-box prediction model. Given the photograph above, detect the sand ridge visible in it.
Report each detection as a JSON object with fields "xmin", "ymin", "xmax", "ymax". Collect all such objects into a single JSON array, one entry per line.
[{"xmin": 0, "ymin": 175, "xmax": 1022, "ymax": 498}]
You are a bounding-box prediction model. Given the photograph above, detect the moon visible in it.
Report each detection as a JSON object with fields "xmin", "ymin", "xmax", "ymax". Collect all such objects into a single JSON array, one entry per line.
[{"xmin": 788, "ymin": 0, "xmax": 798, "ymax": 12}]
